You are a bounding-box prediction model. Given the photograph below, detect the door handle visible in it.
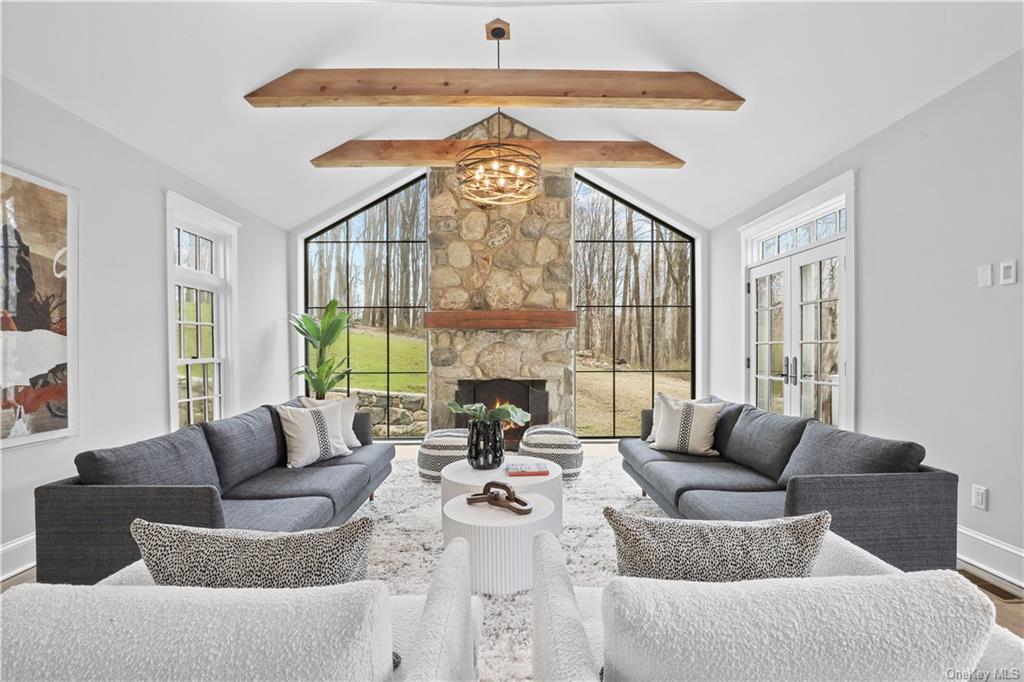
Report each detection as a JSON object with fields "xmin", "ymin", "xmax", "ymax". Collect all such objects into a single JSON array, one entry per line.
[
  {"xmin": 782, "ymin": 356, "xmax": 789, "ymax": 385},
  {"xmin": 791, "ymin": 356, "xmax": 800, "ymax": 383}
]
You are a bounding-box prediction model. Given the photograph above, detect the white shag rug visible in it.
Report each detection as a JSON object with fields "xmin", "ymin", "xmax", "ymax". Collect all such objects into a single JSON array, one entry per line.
[{"xmin": 363, "ymin": 450, "xmax": 664, "ymax": 681}]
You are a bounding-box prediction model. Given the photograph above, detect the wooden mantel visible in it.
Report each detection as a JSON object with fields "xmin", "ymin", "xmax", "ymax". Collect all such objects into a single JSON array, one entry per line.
[{"xmin": 424, "ymin": 310, "xmax": 576, "ymax": 330}]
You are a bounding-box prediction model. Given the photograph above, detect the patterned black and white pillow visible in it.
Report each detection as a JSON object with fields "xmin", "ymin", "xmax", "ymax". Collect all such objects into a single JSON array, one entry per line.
[
  {"xmin": 650, "ymin": 394, "xmax": 723, "ymax": 456},
  {"xmin": 277, "ymin": 402, "xmax": 351, "ymax": 468},
  {"xmin": 130, "ymin": 517, "xmax": 373, "ymax": 588},
  {"xmin": 603, "ymin": 508, "xmax": 831, "ymax": 582}
]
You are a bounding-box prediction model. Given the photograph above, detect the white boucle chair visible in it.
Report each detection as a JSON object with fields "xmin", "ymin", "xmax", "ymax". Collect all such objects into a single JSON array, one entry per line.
[
  {"xmin": 1, "ymin": 538, "xmax": 482, "ymax": 682},
  {"xmin": 532, "ymin": 530, "xmax": 1024, "ymax": 681}
]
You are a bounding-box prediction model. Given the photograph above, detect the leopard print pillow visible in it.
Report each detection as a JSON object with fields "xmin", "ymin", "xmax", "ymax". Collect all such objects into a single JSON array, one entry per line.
[
  {"xmin": 130, "ymin": 517, "xmax": 373, "ymax": 588},
  {"xmin": 603, "ymin": 508, "xmax": 830, "ymax": 582}
]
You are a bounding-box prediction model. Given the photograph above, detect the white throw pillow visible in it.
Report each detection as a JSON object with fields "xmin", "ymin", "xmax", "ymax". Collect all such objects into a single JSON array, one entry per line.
[
  {"xmin": 601, "ymin": 570, "xmax": 995, "ymax": 682},
  {"xmin": 301, "ymin": 395, "xmax": 362, "ymax": 448},
  {"xmin": 277, "ymin": 403, "xmax": 351, "ymax": 468},
  {"xmin": 650, "ymin": 394, "xmax": 722, "ymax": 455}
]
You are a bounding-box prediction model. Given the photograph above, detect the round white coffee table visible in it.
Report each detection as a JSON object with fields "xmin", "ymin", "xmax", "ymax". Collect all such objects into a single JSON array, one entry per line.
[
  {"xmin": 442, "ymin": 492, "xmax": 558, "ymax": 595},
  {"xmin": 440, "ymin": 454, "xmax": 563, "ymax": 530}
]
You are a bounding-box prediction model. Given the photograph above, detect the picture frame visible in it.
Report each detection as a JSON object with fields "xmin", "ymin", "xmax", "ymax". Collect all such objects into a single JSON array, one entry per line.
[{"xmin": 1, "ymin": 162, "xmax": 79, "ymax": 448}]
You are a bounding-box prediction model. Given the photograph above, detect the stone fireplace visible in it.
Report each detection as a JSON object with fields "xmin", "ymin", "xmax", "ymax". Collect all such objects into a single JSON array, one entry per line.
[{"xmin": 427, "ymin": 114, "xmax": 575, "ymax": 433}]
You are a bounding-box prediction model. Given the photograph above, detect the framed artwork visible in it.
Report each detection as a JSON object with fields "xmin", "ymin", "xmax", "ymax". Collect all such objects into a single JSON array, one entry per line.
[{"xmin": 1, "ymin": 163, "xmax": 78, "ymax": 447}]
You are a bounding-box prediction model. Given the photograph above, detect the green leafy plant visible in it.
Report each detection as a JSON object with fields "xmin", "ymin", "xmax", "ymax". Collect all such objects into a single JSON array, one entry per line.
[
  {"xmin": 290, "ymin": 299, "xmax": 351, "ymax": 400},
  {"xmin": 447, "ymin": 400, "xmax": 531, "ymax": 426}
]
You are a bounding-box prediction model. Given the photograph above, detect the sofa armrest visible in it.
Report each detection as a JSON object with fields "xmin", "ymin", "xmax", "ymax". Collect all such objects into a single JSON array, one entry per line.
[
  {"xmin": 34, "ymin": 477, "xmax": 224, "ymax": 585},
  {"xmin": 353, "ymin": 411, "xmax": 374, "ymax": 445},
  {"xmin": 785, "ymin": 468, "xmax": 958, "ymax": 571},
  {"xmin": 639, "ymin": 409, "xmax": 654, "ymax": 441},
  {"xmin": 400, "ymin": 537, "xmax": 476, "ymax": 681},
  {"xmin": 532, "ymin": 532, "xmax": 601, "ymax": 682}
]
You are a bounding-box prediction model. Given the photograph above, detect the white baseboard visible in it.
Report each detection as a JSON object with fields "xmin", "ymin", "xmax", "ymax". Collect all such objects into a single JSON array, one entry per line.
[
  {"xmin": 1, "ymin": 533, "xmax": 36, "ymax": 581},
  {"xmin": 957, "ymin": 525, "xmax": 1024, "ymax": 591}
]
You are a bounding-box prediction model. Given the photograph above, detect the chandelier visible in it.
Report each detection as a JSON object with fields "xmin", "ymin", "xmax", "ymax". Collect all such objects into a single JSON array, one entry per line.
[{"xmin": 456, "ymin": 22, "xmax": 541, "ymax": 207}]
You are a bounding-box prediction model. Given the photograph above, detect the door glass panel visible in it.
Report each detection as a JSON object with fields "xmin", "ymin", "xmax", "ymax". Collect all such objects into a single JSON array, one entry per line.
[
  {"xmin": 821, "ymin": 301, "xmax": 838, "ymax": 340},
  {"xmin": 821, "ymin": 257, "xmax": 839, "ymax": 299},
  {"xmin": 800, "ymin": 382, "xmax": 817, "ymax": 417},
  {"xmin": 801, "ymin": 304, "xmax": 818, "ymax": 341},
  {"xmin": 769, "ymin": 273, "xmax": 784, "ymax": 306},
  {"xmin": 756, "ymin": 378, "xmax": 769, "ymax": 410},
  {"xmin": 800, "ymin": 344, "xmax": 816, "ymax": 379},
  {"xmin": 819, "ymin": 383, "xmax": 837, "ymax": 425},
  {"xmin": 770, "ymin": 379, "xmax": 784, "ymax": 413},
  {"xmin": 801, "ymin": 263, "xmax": 819, "ymax": 302},
  {"xmin": 770, "ymin": 344, "xmax": 784, "ymax": 375},
  {"xmin": 819, "ymin": 342, "xmax": 839, "ymax": 381},
  {"xmin": 770, "ymin": 309, "xmax": 784, "ymax": 341},
  {"xmin": 756, "ymin": 345, "xmax": 769, "ymax": 374},
  {"xmin": 756, "ymin": 277, "xmax": 768, "ymax": 308},
  {"xmin": 756, "ymin": 311, "xmax": 769, "ymax": 342}
]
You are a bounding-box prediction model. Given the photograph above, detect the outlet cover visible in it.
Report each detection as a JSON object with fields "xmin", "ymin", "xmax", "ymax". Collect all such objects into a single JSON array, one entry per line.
[
  {"xmin": 999, "ymin": 260, "xmax": 1017, "ymax": 285},
  {"xmin": 971, "ymin": 485, "xmax": 989, "ymax": 511}
]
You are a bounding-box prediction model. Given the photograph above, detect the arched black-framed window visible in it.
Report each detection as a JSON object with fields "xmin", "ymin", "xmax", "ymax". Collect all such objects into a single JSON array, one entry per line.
[
  {"xmin": 573, "ymin": 175, "xmax": 695, "ymax": 437},
  {"xmin": 304, "ymin": 176, "xmax": 428, "ymax": 439}
]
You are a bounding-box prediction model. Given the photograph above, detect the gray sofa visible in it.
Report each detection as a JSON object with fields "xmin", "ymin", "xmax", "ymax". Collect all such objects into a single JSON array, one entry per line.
[
  {"xmin": 35, "ymin": 400, "xmax": 395, "ymax": 584},
  {"xmin": 620, "ymin": 400, "xmax": 957, "ymax": 571}
]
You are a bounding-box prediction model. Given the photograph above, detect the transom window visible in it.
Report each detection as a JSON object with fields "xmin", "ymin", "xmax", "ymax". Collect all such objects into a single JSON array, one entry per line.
[
  {"xmin": 573, "ymin": 176, "xmax": 695, "ymax": 437},
  {"xmin": 304, "ymin": 176, "xmax": 428, "ymax": 439},
  {"xmin": 758, "ymin": 206, "xmax": 846, "ymax": 261},
  {"xmin": 174, "ymin": 227, "xmax": 213, "ymax": 274}
]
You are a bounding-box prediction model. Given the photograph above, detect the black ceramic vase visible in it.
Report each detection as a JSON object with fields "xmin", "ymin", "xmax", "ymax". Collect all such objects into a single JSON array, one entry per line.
[{"xmin": 467, "ymin": 419, "xmax": 504, "ymax": 470}]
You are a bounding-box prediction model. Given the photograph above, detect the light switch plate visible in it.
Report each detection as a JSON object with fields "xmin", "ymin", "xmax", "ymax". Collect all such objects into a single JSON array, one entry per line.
[
  {"xmin": 978, "ymin": 264, "xmax": 993, "ymax": 288},
  {"xmin": 999, "ymin": 260, "xmax": 1017, "ymax": 285}
]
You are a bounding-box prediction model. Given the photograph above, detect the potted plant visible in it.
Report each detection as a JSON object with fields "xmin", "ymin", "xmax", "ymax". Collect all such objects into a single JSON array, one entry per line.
[
  {"xmin": 447, "ymin": 400, "xmax": 531, "ymax": 470},
  {"xmin": 290, "ymin": 299, "xmax": 350, "ymax": 400}
]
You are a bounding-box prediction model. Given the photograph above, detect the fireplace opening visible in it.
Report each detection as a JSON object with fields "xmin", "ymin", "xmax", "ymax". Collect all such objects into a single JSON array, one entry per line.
[{"xmin": 454, "ymin": 379, "xmax": 549, "ymax": 451}]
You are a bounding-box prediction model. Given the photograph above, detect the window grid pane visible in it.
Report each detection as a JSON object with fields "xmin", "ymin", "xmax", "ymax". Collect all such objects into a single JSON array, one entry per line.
[
  {"xmin": 303, "ymin": 177, "xmax": 428, "ymax": 439},
  {"xmin": 573, "ymin": 176, "xmax": 695, "ymax": 437}
]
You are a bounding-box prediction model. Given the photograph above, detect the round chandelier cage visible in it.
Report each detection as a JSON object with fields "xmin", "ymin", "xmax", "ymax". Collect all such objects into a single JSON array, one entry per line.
[
  {"xmin": 455, "ymin": 142, "xmax": 542, "ymax": 206},
  {"xmin": 455, "ymin": 23, "xmax": 542, "ymax": 207}
]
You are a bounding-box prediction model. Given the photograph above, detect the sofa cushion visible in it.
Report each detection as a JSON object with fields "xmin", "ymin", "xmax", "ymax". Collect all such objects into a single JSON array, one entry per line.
[
  {"xmin": 678, "ymin": 489, "xmax": 787, "ymax": 521},
  {"xmin": 223, "ymin": 463, "xmax": 371, "ymax": 515},
  {"xmin": 618, "ymin": 438, "xmax": 722, "ymax": 471},
  {"xmin": 201, "ymin": 406, "xmax": 284, "ymax": 491},
  {"xmin": 75, "ymin": 425, "xmax": 221, "ymax": 490},
  {"xmin": 778, "ymin": 421, "xmax": 926, "ymax": 486},
  {"xmin": 600, "ymin": 571, "xmax": 995, "ymax": 682},
  {"xmin": 130, "ymin": 517, "xmax": 373, "ymax": 588},
  {"xmin": 721, "ymin": 405, "xmax": 811, "ymax": 480},
  {"xmin": 221, "ymin": 496, "xmax": 334, "ymax": 531},
  {"xmin": 641, "ymin": 459, "xmax": 781, "ymax": 505},
  {"xmin": 0, "ymin": 581, "xmax": 393, "ymax": 681},
  {"xmin": 308, "ymin": 442, "xmax": 395, "ymax": 481}
]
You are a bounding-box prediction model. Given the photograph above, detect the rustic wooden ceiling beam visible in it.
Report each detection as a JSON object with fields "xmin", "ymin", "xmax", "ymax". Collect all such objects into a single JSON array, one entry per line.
[
  {"xmin": 311, "ymin": 139, "xmax": 683, "ymax": 169},
  {"xmin": 245, "ymin": 68, "xmax": 744, "ymax": 110}
]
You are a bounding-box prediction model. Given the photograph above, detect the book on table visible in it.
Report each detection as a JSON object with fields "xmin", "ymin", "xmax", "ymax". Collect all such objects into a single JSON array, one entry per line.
[{"xmin": 506, "ymin": 462, "xmax": 550, "ymax": 477}]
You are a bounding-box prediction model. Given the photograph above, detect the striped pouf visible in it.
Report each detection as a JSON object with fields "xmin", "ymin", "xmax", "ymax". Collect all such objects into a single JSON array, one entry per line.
[
  {"xmin": 518, "ymin": 425, "xmax": 584, "ymax": 480},
  {"xmin": 417, "ymin": 428, "xmax": 469, "ymax": 481}
]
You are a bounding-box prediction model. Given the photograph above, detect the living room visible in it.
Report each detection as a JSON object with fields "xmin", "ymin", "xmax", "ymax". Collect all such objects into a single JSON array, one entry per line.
[{"xmin": 1, "ymin": 1, "xmax": 1022, "ymax": 679}]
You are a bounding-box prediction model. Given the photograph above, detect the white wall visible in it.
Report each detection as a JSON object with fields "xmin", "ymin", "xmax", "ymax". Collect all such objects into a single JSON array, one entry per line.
[
  {"xmin": 709, "ymin": 53, "xmax": 1024, "ymax": 585},
  {"xmin": 1, "ymin": 79, "xmax": 292, "ymax": 577}
]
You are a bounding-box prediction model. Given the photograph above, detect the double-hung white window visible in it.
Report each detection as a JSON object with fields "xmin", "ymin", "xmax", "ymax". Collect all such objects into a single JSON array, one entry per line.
[{"xmin": 166, "ymin": 191, "xmax": 239, "ymax": 430}]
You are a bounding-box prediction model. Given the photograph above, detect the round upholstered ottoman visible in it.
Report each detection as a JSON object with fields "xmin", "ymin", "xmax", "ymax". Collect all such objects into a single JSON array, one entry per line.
[
  {"xmin": 417, "ymin": 428, "xmax": 468, "ymax": 481},
  {"xmin": 517, "ymin": 425, "xmax": 584, "ymax": 480}
]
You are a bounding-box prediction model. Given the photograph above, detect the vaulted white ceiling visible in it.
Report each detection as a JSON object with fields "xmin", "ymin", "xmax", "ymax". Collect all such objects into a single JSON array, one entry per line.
[{"xmin": 2, "ymin": 2, "xmax": 1021, "ymax": 232}]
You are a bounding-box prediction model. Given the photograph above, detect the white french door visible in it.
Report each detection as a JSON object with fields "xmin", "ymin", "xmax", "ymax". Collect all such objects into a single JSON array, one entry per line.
[{"xmin": 748, "ymin": 240, "xmax": 846, "ymax": 426}]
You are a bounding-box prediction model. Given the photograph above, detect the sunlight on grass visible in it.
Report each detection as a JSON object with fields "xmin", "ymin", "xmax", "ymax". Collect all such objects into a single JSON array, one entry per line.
[{"xmin": 321, "ymin": 328, "xmax": 427, "ymax": 394}]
